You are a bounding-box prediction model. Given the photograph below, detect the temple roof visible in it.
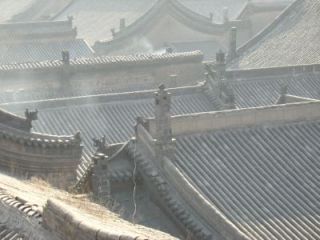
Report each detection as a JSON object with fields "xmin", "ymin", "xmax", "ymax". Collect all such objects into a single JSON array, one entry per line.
[
  {"xmin": 174, "ymin": 118, "xmax": 320, "ymax": 239},
  {"xmin": 0, "ymin": 0, "xmax": 36, "ymax": 23},
  {"xmin": 0, "ymin": 19, "xmax": 93, "ymax": 64},
  {"xmin": 229, "ymin": 0, "xmax": 320, "ymax": 70},
  {"xmin": 0, "ymin": 50, "xmax": 201, "ymax": 72},
  {"xmin": 1, "ymin": 85, "xmax": 218, "ymax": 162},
  {"xmin": 54, "ymin": 0, "xmax": 247, "ymax": 45},
  {"xmin": 0, "ymin": 39, "xmax": 93, "ymax": 64}
]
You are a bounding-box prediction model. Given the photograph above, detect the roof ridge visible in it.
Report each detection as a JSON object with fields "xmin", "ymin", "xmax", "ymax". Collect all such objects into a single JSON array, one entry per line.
[
  {"xmin": 230, "ymin": 0, "xmax": 302, "ymax": 63},
  {"xmin": 95, "ymin": 0, "xmax": 232, "ymax": 49},
  {"xmin": 0, "ymin": 123, "xmax": 81, "ymax": 145},
  {"xmin": 0, "ymin": 83, "xmax": 204, "ymax": 111},
  {"xmin": 0, "ymin": 51, "xmax": 203, "ymax": 72}
]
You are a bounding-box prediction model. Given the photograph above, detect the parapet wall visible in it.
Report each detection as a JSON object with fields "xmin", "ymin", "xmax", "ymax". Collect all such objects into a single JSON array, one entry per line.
[
  {"xmin": 42, "ymin": 199, "xmax": 149, "ymax": 240},
  {"xmin": 148, "ymin": 100, "xmax": 320, "ymax": 136}
]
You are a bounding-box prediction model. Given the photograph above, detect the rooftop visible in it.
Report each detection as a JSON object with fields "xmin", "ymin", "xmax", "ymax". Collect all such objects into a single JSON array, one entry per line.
[
  {"xmin": 1, "ymin": 84, "xmax": 217, "ymax": 162},
  {"xmin": 174, "ymin": 118, "xmax": 320, "ymax": 239},
  {"xmin": 229, "ymin": 0, "xmax": 320, "ymax": 69},
  {"xmin": 0, "ymin": 173, "xmax": 177, "ymax": 240},
  {"xmin": 54, "ymin": 0, "xmax": 248, "ymax": 45},
  {"xmin": 0, "ymin": 19, "xmax": 94, "ymax": 64}
]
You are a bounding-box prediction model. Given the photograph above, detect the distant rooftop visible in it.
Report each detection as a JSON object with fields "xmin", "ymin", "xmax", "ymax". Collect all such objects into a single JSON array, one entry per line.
[
  {"xmin": 54, "ymin": 0, "xmax": 248, "ymax": 45},
  {"xmin": 229, "ymin": 0, "xmax": 320, "ymax": 69}
]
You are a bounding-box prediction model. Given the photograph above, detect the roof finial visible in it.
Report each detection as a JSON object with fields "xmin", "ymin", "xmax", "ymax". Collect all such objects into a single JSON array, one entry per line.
[
  {"xmin": 25, "ymin": 109, "xmax": 38, "ymax": 129},
  {"xmin": 154, "ymin": 84, "xmax": 172, "ymax": 145}
]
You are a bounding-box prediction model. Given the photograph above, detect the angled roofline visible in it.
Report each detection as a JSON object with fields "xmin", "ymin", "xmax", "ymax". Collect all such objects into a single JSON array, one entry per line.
[
  {"xmin": 0, "ymin": 51, "xmax": 203, "ymax": 74},
  {"xmin": 0, "ymin": 121, "xmax": 81, "ymax": 148},
  {"xmin": 230, "ymin": 0, "xmax": 301, "ymax": 63},
  {"xmin": 0, "ymin": 108, "xmax": 30, "ymax": 131},
  {"xmin": 93, "ymin": 0, "xmax": 247, "ymax": 53}
]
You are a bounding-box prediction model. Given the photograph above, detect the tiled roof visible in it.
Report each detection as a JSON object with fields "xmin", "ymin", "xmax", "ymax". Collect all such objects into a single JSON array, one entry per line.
[
  {"xmin": 177, "ymin": 0, "xmax": 247, "ymax": 23},
  {"xmin": 231, "ymin": 72, "xmax": 320, "ymax": 108},
  {"xmin": 170, "ymin": 41, "xmax": 225, "ymax": 61},
  {"xmin": 229, "ymin": 0, "xmax": 320, "ymax": 70},
  {"xmin": 2, "ymin": 87, "xmax": 217, "ymax": 162},
  {"xmin": 0, "ymin": 189, "xmax": 42, "ymax": 240},
  {"xmin": 0, "ymin": 50, "xmax": 201, "ymax": 72},
  {"xmin": 54, "ymin": 0, "xmax": 249, "ymax": 45},
  {"xmin": 174, "ymin": 119, "xmax": 320, "ymax": 240},
  {"xmin": 0, "ymin": 0, "xmax": 36, "ymax": 23},
  {"xmin": 0, "ymin": 39, "xmax": 93, "ymax": 64},
  {"xmin": 54, "ymin": 0, "xmax": 158, "ymax": 44}
]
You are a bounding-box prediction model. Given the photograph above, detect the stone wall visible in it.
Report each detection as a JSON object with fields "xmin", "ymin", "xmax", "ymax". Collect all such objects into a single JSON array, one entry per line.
[
  {"xmin": 148, "ymin": 100, "xmax": 320, "ymax": 137},
  {"xmin": 42, "ymin": 199, "xmax": 150, "ymax": 240}
]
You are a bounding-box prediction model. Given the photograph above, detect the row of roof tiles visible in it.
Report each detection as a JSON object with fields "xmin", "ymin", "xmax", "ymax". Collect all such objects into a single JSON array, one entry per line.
[
  {"xmin": 229, "ymin": 0, "xmax": 320, "ymax": 69},
  {"xmin": 0, "ymin": 50, "xmax": 202, "ymax": 71},
  {"xmin": 174, "ymin": 119, "xmax": 320, "ymax": 240}
]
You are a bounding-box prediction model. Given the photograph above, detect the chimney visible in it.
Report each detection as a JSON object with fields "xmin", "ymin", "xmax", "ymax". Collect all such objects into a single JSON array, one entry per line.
[
  {"xmin": 222, "ymin": 7, "xmax": 229, "ymax": 23},
  {"xmin": 120, "ymin": 18, "xmax": 126, "ymax": 30},
  {"xmin": 62, "ymin": 50, "xmax": 70, "ymax": 65},
  {"xmin": 227, "ymin": 27, "xmax": 237, "ymax": 61},
  {"xmin": 154, "ymin": 84, "xmax": 172, "ymax": 145}
]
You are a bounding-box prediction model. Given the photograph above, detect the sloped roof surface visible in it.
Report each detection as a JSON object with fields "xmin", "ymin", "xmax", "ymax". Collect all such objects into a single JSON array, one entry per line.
[
  {"xmin": 177, "ymin": 0, "xmax": 247, "ymax": 23},
  {"xmin": 175, "ymin": 120, "xmax": 320, "ymax": 240},
  {"xmin": 3, "ymin": 90, "xmax": 216, "ymax": 161},
  {"xmin": 0, "ymin": 0, "xmax": 36, "ymax": 23},
  {"xmin": 229, "ymin": 0, "xmax": 320, "ymax": 69},
  {"xmin": 54, "ymin": 0, "xmax": 249, "ymax": 45},
  {"xmin": 232, "ymin": 72, "xmax": 320, "ymax": 108},
  {"xmin": 0, "ymin": 39, "xmax": 93, "ymax": 64},
  {"xmin": 54, "ymin": 0, "xmax": 158, "ymax": 44}
]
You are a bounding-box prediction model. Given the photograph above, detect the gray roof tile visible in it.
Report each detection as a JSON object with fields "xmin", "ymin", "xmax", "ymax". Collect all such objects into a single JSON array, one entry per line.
[
  {"xmin": 2, "ymin": 89, "xmax": 216, "ymax": 162},
  {"xmin": 229, "ymin": 0, "xmax": 320, "ymax": 69},
  {"xmin": 0, "ymin": 39, "xmax": 94, "ymax": 64},
  {"xmin": 175, "ymin": 120, "xmax": 320, "ymax": 239},
  {"xmin": 54, "ymin": 0, "xmax": 248, "ymax": 45},
  {"xmin": 231, "ymin": 72, "xmax": 320, "ymax": 108},
  {"xmin": 54, "ymin": 0, "xmax": 158, "ymax": 44},
  {"xmin": 177, "ymin": 0, "xmax": 247, "ymax": 23},
  {"xmin": 0, "ymin": 0, "xmax": 36, "ymax": 23}
]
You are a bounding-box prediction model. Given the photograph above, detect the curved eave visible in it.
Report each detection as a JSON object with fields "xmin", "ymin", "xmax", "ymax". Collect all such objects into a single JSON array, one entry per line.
[
  {"xmin": 94, "ymin": 0, "xmax": 245, "ymax": 52},
  {"xmin": 0, "ymin": 123, "xmax": 81, "ymax": 149}
]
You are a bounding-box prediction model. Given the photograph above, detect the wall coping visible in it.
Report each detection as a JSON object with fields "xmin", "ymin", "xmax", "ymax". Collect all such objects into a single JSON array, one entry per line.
[{"xmin": 148, "ymin": 100, "xmax": 320, "ymax": 137}]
